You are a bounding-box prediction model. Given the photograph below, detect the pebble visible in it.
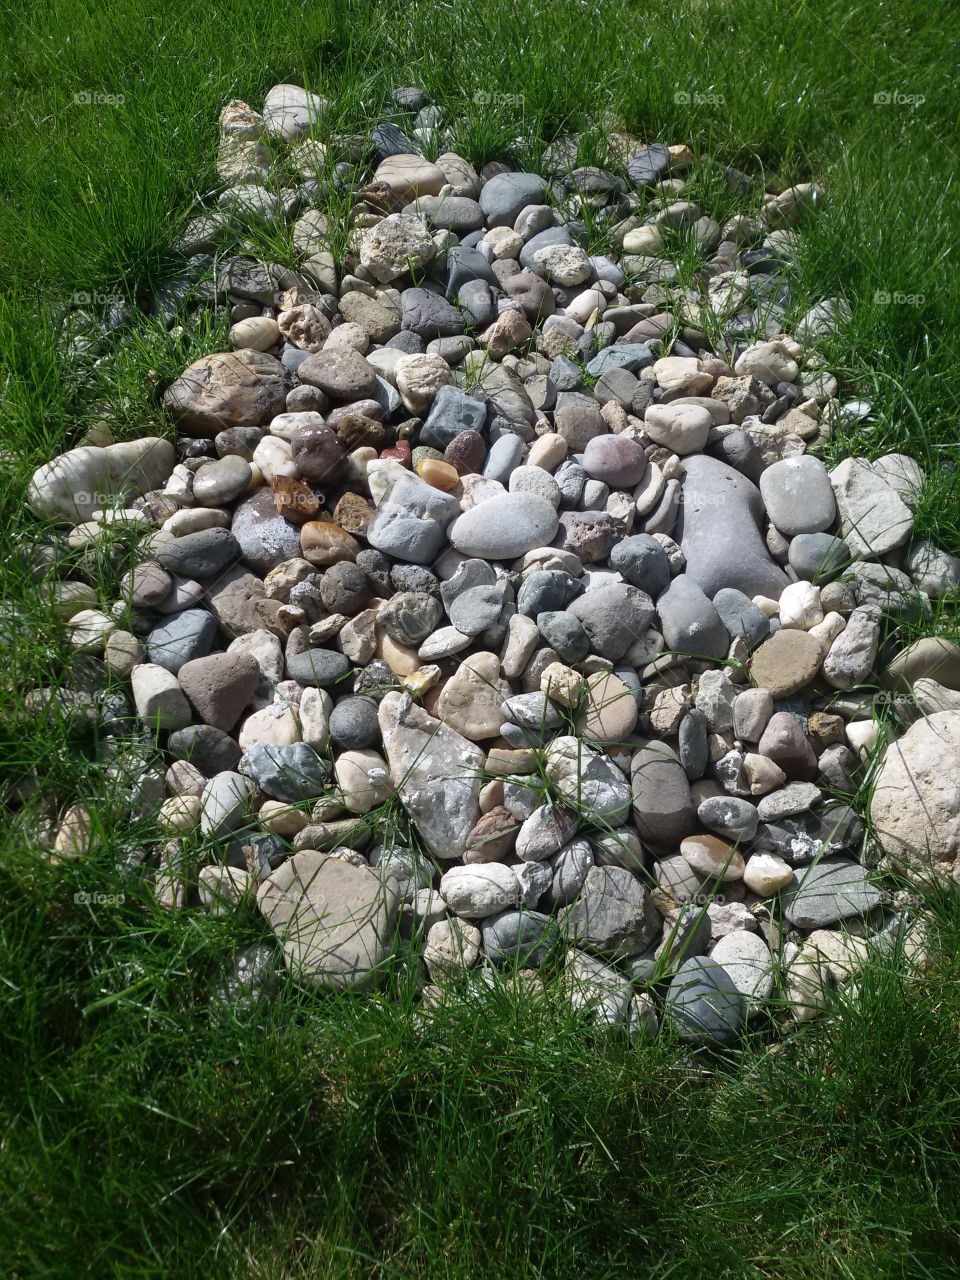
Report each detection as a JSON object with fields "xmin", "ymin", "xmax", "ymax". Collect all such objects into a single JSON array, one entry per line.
[
  {"xmin": 448, "ymin": 493, "xmax": 559, "ymax": 559},
  {"xmin": 759, "ymin": 456, "xmax": 836, "ymax": 536}
]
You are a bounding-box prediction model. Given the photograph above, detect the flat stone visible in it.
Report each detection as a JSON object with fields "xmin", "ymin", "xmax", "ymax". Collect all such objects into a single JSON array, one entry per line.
[
  {"xmin": 783, "ymin": 858, "xmax": 883, "ymax": 928},
  {"xmin": 130, "ymin": 663, "xmax": 192, "ymax": 731},
  {"xmin": 576, "ymin": 671, "xmax": 639, "ymax": 743},
  {"xmin": 448, "ymin": 493, "xmax": 559, "ymax": 559},
  {"xmin": 156, "ymin": 528, "xmax": 240, "ymax": 580},
  {"xmin": 378, "ymin": 691, "xmax": 486, "ymax": 859},
  {"xmin": 163, "ymin": 351, "xmax": 289, "ymax": 436},
  {"xmin": 759, "ymin": 456, "xmax": 836, "ymax": 536},
  {"xmin": 435, "ymin": 651, "xmax": 507, "ymax": 740},
  {"xmin": 239, "ymin": 741, "xmax": 330, "ymax": 801},
  {"xmin": 870, "ymin": 711, "xmax": 960, "ymax": 870},
  {"xmin": 480, "ymin": 171, "xmax": 548, "ymax": 227},
  {"xmin": 145, "ymin": 609, "xmax": 218, "ymax": 674},
  {"xmin": 750, "ymin": 630, "xmax": 823, "ymax": 697},
  {"xmin": 830, "ymin": 456, "xmax": 914, "ymax": 558},
  {"xmin": 257, "ymin": 851, "xmax": 399, "ymax": 990},
  {"xmin": 297, "ymin": 347, "xmax": 378, "ymax": 400}
]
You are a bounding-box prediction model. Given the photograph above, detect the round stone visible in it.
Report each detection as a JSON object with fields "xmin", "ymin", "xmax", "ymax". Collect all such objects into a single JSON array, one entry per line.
[
  {"xmin": 192, "ymin": 455, "xmax": 252, "ymax": 506},
  {"xmin": 750, "ymin": 630, "xmax": 824, "ymax": 697},
  {"xmin": 329, "ymin": 696, "xmax": 381, "ymax": 749},
  {"xmin": 759, "ymin": 455, "xmax": 836, "ymax": 536},
  {"xmin": 582, "ymin": 434, "xmax": 648, "ymax": 487},
  {"xmin": 297, "ymin": 348, "xmax": 378, "ymax": 400},
  {"xmin": 448, "ymin": 493, "xmax": 559, "ymax": 559}
]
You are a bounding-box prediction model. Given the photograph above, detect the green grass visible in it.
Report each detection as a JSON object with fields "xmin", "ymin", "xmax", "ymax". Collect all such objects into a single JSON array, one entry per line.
[{"xmin": 2, "ymin": 0, "xmax": 960, "ymax": 1274}]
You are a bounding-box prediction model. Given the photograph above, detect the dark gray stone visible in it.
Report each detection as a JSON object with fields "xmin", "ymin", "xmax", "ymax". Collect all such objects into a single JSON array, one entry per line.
[
  {"xmin": 240, "ymin": 742, "xmax": 331, "ymax": 802},
  {"xmin": 631, "ymin": 741, "xmax": 697, "ymax": 846},
  {"xmin": 562, "ymin": 865, "xmax": 661, "ymax": 957},
  {"xmin": 783, "ymin": 858, "xmax": 883, "ymax": 928},
  {"xmin": 155, "ymin": 529, "xmax": 240, "ymax": 580},
  {"xmin": 657, "ymin": 575, "xmax": 730, "ymax": 659},
  {"xmin": 481, "ymin": 909, "xmax": 556, "ymax": 966},
  {"xmin": 420, "ymin": 384, "xmax": 488, "ymax": 450},
  {"xmin": 145, "ymin": 609, "xmax": 218, "ymax": 674},
  {"xmin": 286, "ymin": 648, "xmax": 352, "ymax": 687},
  {"xmin": 677, "ymin": 454, "xmax": 790, "ymax": 598},
  {"xmin": 329, "ymin": 696, "xmax": 380, "ymax": 749},
  {"xmin": 664, "ymin": 956, "xmax": 746, "ymax": 1047},
  {"xmin": 712, "ymin": 588, "xmax": 770, "ymax": 650},
  {"xmin": 609, "ymin": 535, "xmax": 671, "ymax": 599}
]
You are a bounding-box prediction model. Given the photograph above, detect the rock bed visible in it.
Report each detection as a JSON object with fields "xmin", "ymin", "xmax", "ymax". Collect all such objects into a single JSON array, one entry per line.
[{"xmin": 26, "ymin": 83, "xmax": 960, "ymax": 1047}]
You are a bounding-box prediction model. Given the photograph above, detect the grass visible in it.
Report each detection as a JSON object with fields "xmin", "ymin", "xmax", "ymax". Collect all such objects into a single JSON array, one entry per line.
[{"xmin": 1, "ymin": 0, "xmax": 960, "ymax": 1274}]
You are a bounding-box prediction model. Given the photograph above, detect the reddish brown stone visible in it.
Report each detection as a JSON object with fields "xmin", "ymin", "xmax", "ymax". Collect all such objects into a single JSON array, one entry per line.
[
  {"xmin": 271, "ymin": 474, "xmax": 321, "ymax": 524},
  {"xmin": 381, "ymin": 440, "xmax": 412, "ymax": 467},
  {"xmin": 443, "ymin": 430, "xmax": 486, "ymax": 476}
]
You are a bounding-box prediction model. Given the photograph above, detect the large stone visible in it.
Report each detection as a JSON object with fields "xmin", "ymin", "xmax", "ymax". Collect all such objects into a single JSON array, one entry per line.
[
  {"xmin": 439, "ymin": 864, "xmax": 519, "ymax": 918},
  {"xmin": 783, "ymin": 858, "xmax": 883, "ymax": 928},
  {"xmin": 479, "ymin": 171, "xmax": 548, "ymax": 227},
  {"xmin": 664, "ymin": 956, "xmax": 746, "ymax": 1047},
  {"xmin": 231, "ymin": 488, "xmax": 304, "ymax": 575},
  {"xmin": 759, "ymin": 456, "xmax": 836, "ymax": 536},
  {"xmin": 359, "ymin": 213, "xmax": 435, "ymax": 283},
  {"xmin": 677, "ymin": 454, "xmax": 789, "ymax": 598},
  {"xmin": 562, "ymin": 865, "xmax": 660, "ymax": 957},
  {"xmin": 28, "ymin": 437, "xmax": 175, "ymax": 523},
  {"xmin": 257, "ymin": 851, "xmax": 399, "ymax": 990},
  {"xmin": 366, "ymin": 473, "xmax": 460, "ymax": 563},
  {"xmin": 830, "ymin": 457, "xmax": 914, "ymax": 558},
  {"xmin": 176, "ymin": 652, "xmax": 261, "ymax": 731},
  {"xmin": 239, "ymin": 741, "xmax": 330, "ymax": 801},
  {"xmin": 297, "ymin": 347, "xmax": 378, "ymax": 400},
  {"xmin": 656, "ymin": 575, "xmax": 730, "ymax": 660},
  {"xmin": 435, "ymin": 651, "xmax": 507, "ymax": 740},
  {"xmin": 163, "ymin": 351, "xmax": 290, "ymax": 436},
  {"xmin": 448, "ymin": 493, "xmax": 559, "ymax": 559},
  {"xmin": 870, "ymin": 711, "xmax": 960, "ymax": 872},
  {"xmin": 567, "ymin": 583, "xmax": 655, "ymax": 661},
  {"xmin": 378, "ymin": 691, "xmax": 486, "ymax": 859},
  {"xmin": 750, "ymin": 630, "xmax": 824, "ymax": 697},
  {"xmin": 631, "ymin": 741, "xmax": 697, "ymax": 846}
]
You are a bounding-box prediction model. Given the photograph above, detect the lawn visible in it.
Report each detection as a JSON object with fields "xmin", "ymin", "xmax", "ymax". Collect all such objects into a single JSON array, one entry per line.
[{"xmin": 1, "ymin": 0, "xmax": 959, "ymax": 1275}]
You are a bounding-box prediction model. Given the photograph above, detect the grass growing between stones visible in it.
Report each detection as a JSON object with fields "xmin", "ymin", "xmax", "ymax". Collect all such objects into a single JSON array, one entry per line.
[{"xmin": 2, "ymin": 0, "xmax": 960, "ymax": 1273}]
